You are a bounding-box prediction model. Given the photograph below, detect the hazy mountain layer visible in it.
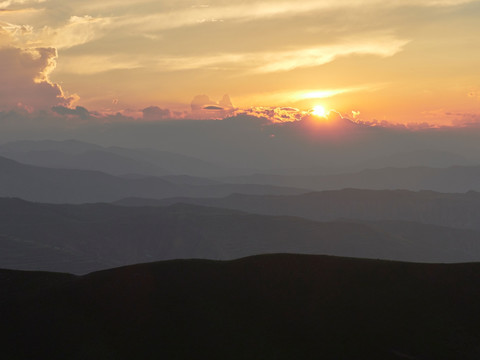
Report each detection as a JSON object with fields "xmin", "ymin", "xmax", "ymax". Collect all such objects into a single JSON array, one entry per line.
[
  {"xmin": 221, "ymin": 165, "xmax": 480, "ymax": 192},
  {"xmin": 3, "ymin": 254, "xmax": 480, "ymax": 359},
  {"xmin": 0, "ymin": 139, "xmax": 237, "ymax": 177},
  {"xmin": 0, "ymin": 156, "xmax": 306, "ymax": 203},
  {"xmin": 2, "ymin": 198, "xmax": 480, "ymax": 274},
  {"xmin": 2, "ymin": 140, "xmax": 476, "ymax": 177},
  {"xmin": 120, "ymin": 189, "xmax": 480, "ymax": 230}
]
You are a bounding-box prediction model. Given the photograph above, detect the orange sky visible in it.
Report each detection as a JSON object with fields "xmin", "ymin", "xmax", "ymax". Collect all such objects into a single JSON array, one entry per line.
[{"xmin": 1, "ymin": 0, "xmax": 479, "ymax": 125}]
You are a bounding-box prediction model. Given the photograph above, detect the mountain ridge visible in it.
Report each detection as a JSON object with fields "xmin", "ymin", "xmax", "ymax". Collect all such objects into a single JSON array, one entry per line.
[
  {"xmin": 116, "ymin": 188, "xmax": 480, "ymax": 230},
  {"xmin": 2, "ymin": 197, "xmax": 480, "ymax": 274}
]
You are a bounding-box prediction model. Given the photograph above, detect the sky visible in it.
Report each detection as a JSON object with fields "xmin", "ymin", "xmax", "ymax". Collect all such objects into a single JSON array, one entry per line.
[{"xmin": 0, "ymin": 0, "xmax": 479, "ymax": 126}]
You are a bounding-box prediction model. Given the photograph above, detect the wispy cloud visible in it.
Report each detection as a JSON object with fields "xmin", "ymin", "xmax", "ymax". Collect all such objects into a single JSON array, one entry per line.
[
  {"xmin": 147, "ymin": 34, "xmax": 408, "ymax": 74},
  {"xmin": 1, "ymin": 15, "xmax": 111, "ymax": 49},
  {"xmin": 252, "ymin": 37, "xmax": 409, "ymax": 73},
  {"xmin": 2, "ymin": 0, "xmax": 474, "ymax": 49},
  {"xmin": 55, "ymin": 54, "xmax": 141, "ymax": 74},
  {"xmin": 116, "ymin": 0, "xmax": 478, "ymax": 32},
  {"xmin": 236, "ymin": 84, "xmax": 380, "ymax": 107},
  {"xmin": 52, "ymin": 33, "xmax": 407, "ymax": 75},
  {"xmin": 0, "ymin": 0, "xmax": 46, "ymax": 8},
  {"xmin": 39, "ymin": 15, "xmax": 111, "ymax": 49},
  {"xmin": 291, "ymin": 84, "xmax": 383, "ymax": 101}
]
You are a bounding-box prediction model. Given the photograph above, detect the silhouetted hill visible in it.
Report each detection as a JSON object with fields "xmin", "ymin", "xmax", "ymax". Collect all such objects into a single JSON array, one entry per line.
[
  {"xmin": 0, "ymin": 234, "xmax": 108, "ymax": 274},
  {"xmin": 221, "ymin": 165, "xmax": 480, "ymax": 192},
  {"xmin": 2, "ymin": 198, "xmax": 480, "ymax": 274},
  {"xmin": 0, "ymin": 156, "xmax": 306, "ymax": 203},
  {"xmin": 2, "ymin": 254, "xmax": 480, "ymax": 359},
  {"xmin": 119, "ymin": 189, "xmax": 480, "ymax": 230}
]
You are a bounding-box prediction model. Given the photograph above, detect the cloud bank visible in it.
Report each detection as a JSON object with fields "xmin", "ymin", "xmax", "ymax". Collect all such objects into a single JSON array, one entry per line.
[{"xmin": 0, "ymin": 45, "xmax": 75, "ymax": 111}]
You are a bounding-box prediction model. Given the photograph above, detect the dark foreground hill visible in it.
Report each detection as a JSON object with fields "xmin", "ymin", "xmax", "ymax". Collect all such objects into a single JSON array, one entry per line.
[
  {"xmin": 2, "ymin": 198, "xmax": 480, "ymax": 274},
  {"xmin": 118, "ymin": 189, "xmax": 480, "ymax": 230},
  {"xmin": 2, "ymin": 254, "xmax": 480, "ymax": 359}
]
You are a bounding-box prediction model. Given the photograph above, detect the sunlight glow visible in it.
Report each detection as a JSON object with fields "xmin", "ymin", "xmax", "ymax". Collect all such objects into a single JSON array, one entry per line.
[{"xmin": 312, "ymin": 105, "xmax": 327, "ymax": 118}]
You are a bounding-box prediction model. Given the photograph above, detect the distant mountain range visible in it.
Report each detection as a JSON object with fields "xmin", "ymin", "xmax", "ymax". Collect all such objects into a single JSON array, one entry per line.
[
  {"xmin": 267, "ymin": 149, "xmax": 475, "ymax": 175},
  {"xmin": 359, "ymin": 149, "xmax": 473, "ymax": 169},
  {"xmin": 2, "ymin": 198, "xmax": 480, "ymax": 274},
  {"xmin": 3, "ymin": 254, "xmax": 480, "ymax": 359},
  {"xmin": 0, "ymin": 156, "xmax": 306, "ymax": 203},
  {"xmin": 0, "ymin": 139, "xmax": 240, "ymax": 177},
  {"xmin": 220, "ymin": 165, "xmax": 480, "ymax": 192},
  {"xmin": 3, "ymin": 147, "xmax": 480, "ymax": 205},
  {"xmin": 1, "ymin": 140, "xmax": 478, "ymax": 178},
  {"xmin": 119, "ymin": 189, "xmax": 480, "ymax": 231}
]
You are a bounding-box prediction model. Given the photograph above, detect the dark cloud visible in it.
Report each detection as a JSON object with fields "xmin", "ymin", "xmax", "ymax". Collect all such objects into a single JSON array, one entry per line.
[
  {"xmin": 191, "ymin": 95, "xmax": 215, "ymax": 112},
  {"xmin": 52, "ymin": 106, "xmax": 91, "ymax": 120},
  {"xmin": 203, "ymin": 105, "xmax": 225, "ymax": 110},
  {"xmin": 142, "ymin": 106, "xmax": 171, "ymax": 121}
]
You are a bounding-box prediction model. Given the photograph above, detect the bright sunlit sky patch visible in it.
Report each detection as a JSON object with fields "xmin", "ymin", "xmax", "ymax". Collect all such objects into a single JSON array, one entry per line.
[
  {"xmin": 312, "ymin": 105, "xmax": 327, "ymax": 118},
  {"xmin": 1, "ymin": 0, "xmax": 479, "ymax": 124}
]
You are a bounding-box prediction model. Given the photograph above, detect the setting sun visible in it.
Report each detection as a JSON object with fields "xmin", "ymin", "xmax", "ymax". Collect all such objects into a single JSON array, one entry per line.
[{"xmin": 312, "ymin": 105, "xmax": 327, "ymax": 118}]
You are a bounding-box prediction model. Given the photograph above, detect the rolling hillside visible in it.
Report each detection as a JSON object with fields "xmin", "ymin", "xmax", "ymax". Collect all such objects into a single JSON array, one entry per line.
[{"xmin": 2, "ymin": 254, "xmax": 480, "ymax": 359}]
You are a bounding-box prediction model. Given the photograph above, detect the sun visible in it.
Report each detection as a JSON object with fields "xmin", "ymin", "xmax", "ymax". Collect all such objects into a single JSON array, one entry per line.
[{"xmin": 312, "ymin": 105, "xmax": 327, "ymax": 118}]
